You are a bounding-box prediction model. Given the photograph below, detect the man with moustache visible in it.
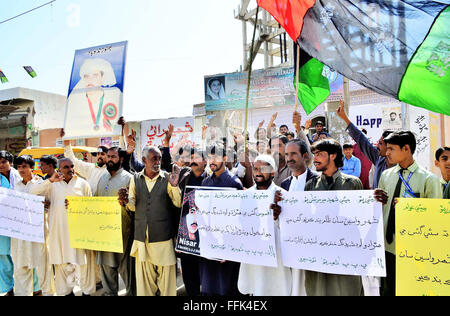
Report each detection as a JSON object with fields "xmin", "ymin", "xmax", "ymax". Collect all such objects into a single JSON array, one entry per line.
[
  {"xmin": 95, "ymin": 147, "xmax": 135, "ymax": 296},
  {"xmin": 118, "ymin": 146, "xmax": 182, "ymax": 296},
  {"xmin": 199, "ymin": 144, "xmax": 243, "ymax": 296},
  {"xmin": 159, "ymin": 127, "xmax": 208, "ymax": 296},
  {"xmin": 35, "ymin": 158, "xmax": 96, "ymax": 296},
  {"xmin": 0, "ymin": 151, "xmax": 22, "ymax": 296},
  {"xmin": 305, "ymin": 139, "xmax": 364, "ymax": 296},
  {"xmin": 269, "ymin": 135, "xmax": 291, "ymax": 186},
  {"xmin": 238, "ymin": 155, "xmax": 292, "ymax": 296},
  {"xmin": 336, "ymin": 100, "xmax": 394, "ymax": 188},
  {"xmin": 280, "ymin": 140, "xmax": 318, "ymax": 296},
  {"xmin": 176, "ymin": 148, "xmax": 208, "ymax": 296},
  {"xmin": 62, "ymin": 129, "xmax": 109, "ymax": 195}
]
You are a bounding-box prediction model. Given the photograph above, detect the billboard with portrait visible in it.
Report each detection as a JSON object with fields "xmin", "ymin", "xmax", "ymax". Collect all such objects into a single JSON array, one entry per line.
[
  {"xmin": 63, "ymin": 41, "xmax": 128, "ymax": 139},
  {"xmin": 204, "ymin": 66, "xmax": 344, "ymax": 112}
]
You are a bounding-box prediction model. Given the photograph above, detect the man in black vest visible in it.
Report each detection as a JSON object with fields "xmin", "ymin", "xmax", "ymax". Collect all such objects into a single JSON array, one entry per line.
[{"xmin": 118, "ymin": 146, "xmax": 181, "ymax": 296}]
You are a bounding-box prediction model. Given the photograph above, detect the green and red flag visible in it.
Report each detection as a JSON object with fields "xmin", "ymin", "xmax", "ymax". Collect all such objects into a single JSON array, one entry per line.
[
  {"xmin": 258, "ymin": 0, "xmax": 330, "ymax": 114},
  {"xmin": 261, "ymin": 0, "xmax": 450, "ymax": 116},
  {"xmin": 0, "ymin": 69, "xmax": 8, "ymax": 83},
  {"xmin": 23, "ymin": 66, "xmax": 37, "ymax": 78}
]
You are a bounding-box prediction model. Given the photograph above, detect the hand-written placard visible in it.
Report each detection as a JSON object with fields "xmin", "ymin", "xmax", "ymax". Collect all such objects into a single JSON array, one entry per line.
[
  {"xmin": 0, "ymin": 187, "xmax": 45, "ymax": 243},
  {"xmin": 279, "ymin": 190, "xmax": 386, "ymax": 277},
  {"xmin": 194, "ymin": 190, "xmax": 278, "ymax": 267},
  {"xmin": 67, "ymin": 196, "xmax": 123, "ymax": 253},
  {"xmin": 396, "ymin": 198, "xmax": 450, "ymax": 296}
]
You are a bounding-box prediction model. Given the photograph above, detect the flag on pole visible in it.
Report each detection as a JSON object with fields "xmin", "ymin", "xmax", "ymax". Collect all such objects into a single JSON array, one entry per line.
[
  {"xmin": 293, "ymin": 43, "xmax": 330, "ymax": 114},
  {"xmin": 257, "ymin": 0, "xmax": 330, "ymax": 114},
  {"xmin": 0, "ymin": 69, "xmax": 8, "ymax": 83},
  {"xmin": 261, "ymin": 0, "xmax": 450, "ymax": 116},
  {"xmin": 257, "ymin": 0, "xmax": 315, "ymax": 42},
  {"xmin": 23, "ymin": 66, "xmax": 37, "ymax": 78}
]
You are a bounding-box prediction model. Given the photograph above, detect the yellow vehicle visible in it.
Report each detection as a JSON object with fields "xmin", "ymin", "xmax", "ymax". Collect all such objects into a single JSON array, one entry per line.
[{"xmin": 18, "ymin": 146, "xmax": 98, "ymax": 176}]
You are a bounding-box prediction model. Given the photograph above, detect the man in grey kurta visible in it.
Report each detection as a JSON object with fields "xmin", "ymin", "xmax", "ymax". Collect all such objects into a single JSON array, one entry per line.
[
  {"xmin": 305, "ymin": 139, "xmax": 364, "ymax": 296},
  {"xmin": 96, "ymin": 147, "xmax": 135, "ymax": 296}
]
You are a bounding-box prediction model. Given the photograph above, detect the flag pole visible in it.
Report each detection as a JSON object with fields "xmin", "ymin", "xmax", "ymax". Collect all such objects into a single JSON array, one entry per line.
[
  {"xmin": 294, "ymin": 43, "xmax": 300, "ymax": 113},
  {"xmin": 244, "ymin": 5, "xmax": 260, "ymax": 149}
]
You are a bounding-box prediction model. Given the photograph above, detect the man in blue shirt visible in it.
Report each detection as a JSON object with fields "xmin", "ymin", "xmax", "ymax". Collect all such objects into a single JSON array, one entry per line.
[
  {"xmin": 199, "ymin": 144, "xmax": 243, "ymax": 296},
  {"xmin": 341, "ymin": 143, "xmax": 362, "ymax": 178},
  {"xmin": 336, "ymin": 100, "xmax": 395, "ymax": 188}
]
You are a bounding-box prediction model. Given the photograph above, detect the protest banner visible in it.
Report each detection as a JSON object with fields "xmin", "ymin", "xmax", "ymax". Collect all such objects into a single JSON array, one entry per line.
[
  {"xmin": 396, "ymin": 198, "xmax": 450, "ymax": 296},
  {"xmin": 175, "ymin": 186, "xmax": 237, "ymax": 256},
  {"xmin": 141, "ymin": 116, "xmax": 195, "ymax": 150},
  {"xmin": 63, "ymin": 41, "xmax": 128, "ymax": 140},
  {"xmin": 67, "ymin": 196, "xmax": 123, "ymax": 253},
  {"xmin": 194, "ymin": 190, "xmax": 278, "ymax": 267},
  {"xmin": 0, "ymin": 187, "xmax": 45, "ymax": 243},
  {"xmin": 176, "ymin": 187, "xmax": 201, "ymax": 256},
  {"xmin": 279, "ymin": 190, "xmax": 386, "ymax": 277}
]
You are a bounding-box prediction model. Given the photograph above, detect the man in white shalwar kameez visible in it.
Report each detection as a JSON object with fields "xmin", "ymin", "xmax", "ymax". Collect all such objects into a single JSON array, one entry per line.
[
  {"xmin": 280, "ymin": 139, "xmax": 319, "ymax": 296},
  {"xmin": 34, "ymin": 158, "xmax": 96, "ymax": 296},
  {"xmin": 10, "ymin": 156, "xmax": 55, "ymax": 296},
  {"xmin": 238, "ymin": 155, "xmax": 292, "ymax": 296}
]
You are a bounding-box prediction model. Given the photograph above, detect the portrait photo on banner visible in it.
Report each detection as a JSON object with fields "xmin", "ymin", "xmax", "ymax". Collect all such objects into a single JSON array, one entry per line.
[
  {"xmin": 175, "ymin": 187, "xmax": 201, "ymax": 256},
  {"xmin": 63, "ymin": 41, "xmax": 128, "ymax": 139},
  {"xmin": 205, "ymin": 76, "xmax": 226, "ymax": 101}
]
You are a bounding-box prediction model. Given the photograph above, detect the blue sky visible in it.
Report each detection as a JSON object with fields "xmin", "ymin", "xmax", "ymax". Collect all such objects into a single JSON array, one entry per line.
[{"xmin": 0, "ymin": 0, "xmax": 262, "ymax": 121}]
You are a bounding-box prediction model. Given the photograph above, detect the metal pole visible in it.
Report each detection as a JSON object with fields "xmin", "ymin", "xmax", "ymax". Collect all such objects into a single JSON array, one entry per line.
[{"xmin": 244, "ymin": 6, "xmax": 260, "ymax": 149}]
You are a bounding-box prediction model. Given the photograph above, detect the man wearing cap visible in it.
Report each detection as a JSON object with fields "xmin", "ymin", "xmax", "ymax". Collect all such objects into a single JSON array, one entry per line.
[
  {"xmin": 238, "ymin": 155, "xmax": 292, "ymax": 296},
  {"xmin": 310, "ymin": 121, "xmax": 330, "ymax": 144}
]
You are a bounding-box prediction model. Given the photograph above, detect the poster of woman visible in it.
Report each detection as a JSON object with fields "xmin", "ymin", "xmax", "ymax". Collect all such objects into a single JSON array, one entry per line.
[{"xmin": 63, "ymin": 41, "xmax": 128, "ymax": 139}]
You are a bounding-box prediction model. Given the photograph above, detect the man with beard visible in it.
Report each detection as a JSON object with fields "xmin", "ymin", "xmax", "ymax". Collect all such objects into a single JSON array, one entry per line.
[
  {"xmin": 127, "ymin": 124, "xmax": 176, "ymax": 174},
  {"xmin": 118, "ymin": 146, "xmax": 182, "ymax": 296},
  {"xmin": 199, "ymin": 144, "xmax": 243, "ymax": 296},
  {"xmin": 269, "ymin": 135, "xmax": 291, "ymax": 186},
  {"xmin": 305, "ymin": 139, "xmax": 364, "ymax": 296},
  {"xmin": 336, "ymin": 100, "xmax": 394, "ymax": 188},
  {"xmin": 0, "ymin": 151, "xmax": 22, "ymax": 296},
  {"xmin": 95, "ymin": 147, "xmax": 135, "ymax": 296},
  {"xmin": 280, "ymin": 140, "xmax": 318, "ymax": 296},
  {"xmin": 238, "ymin": 155, "xmax": 292, "ymax": 296},
  {"xmin": 35, "ymin": 158, "xmax": 96, "ymax": 296}
]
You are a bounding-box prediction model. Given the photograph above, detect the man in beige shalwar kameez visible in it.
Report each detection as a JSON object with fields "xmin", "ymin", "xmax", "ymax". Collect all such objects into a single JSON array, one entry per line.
[{"xmin": 35, "ymin": 158, "xmax": 97, "ymax": 296}]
